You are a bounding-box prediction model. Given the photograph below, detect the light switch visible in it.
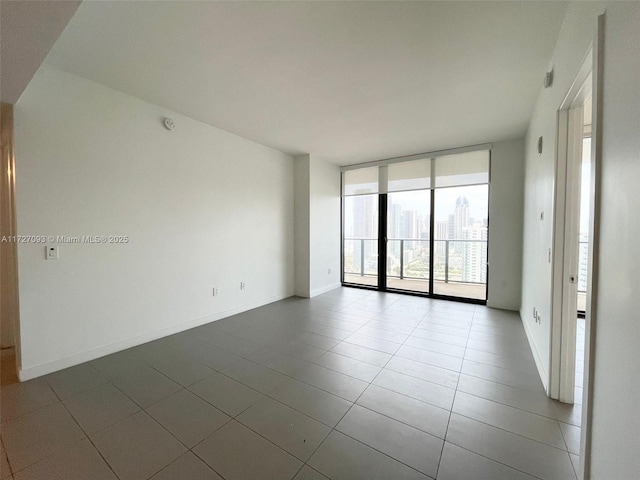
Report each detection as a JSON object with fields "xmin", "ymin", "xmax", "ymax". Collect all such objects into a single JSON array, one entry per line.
[{"xmin": 46, "ymin": 245, "xmax": 59, "ymax": 260}]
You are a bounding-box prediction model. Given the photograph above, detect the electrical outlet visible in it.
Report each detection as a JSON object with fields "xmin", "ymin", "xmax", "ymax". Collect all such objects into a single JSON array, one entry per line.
[
  {"xmin": 533, "ymin": 307, "xmax": 536, "ymax": 319},
  {"xmin": 212, "ymin": 287, "xmax": 219, "ymax": 296},
  {"xmin": 45, "ymin": 245, "xmax": 59, "ymax": 260},
  {"xmin": 536, "ymin": 313, "xmax": 541, "ymax": 324},
  {"xmin": 240, "ymin": 282, "xmax": 245, "ymax": 290},
  {"xmin": 328, "ymin": 268, "xmax": 331, "ymax": 275}
]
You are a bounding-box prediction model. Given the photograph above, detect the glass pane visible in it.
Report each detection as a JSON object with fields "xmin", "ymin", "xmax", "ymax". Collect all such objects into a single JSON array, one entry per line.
[
  {"xmin": 343, "ymin": 167, "xmax": 379, "ymax": 196},
  {"xmin": 386, "ymin": 190, "xmax": 430, "ymax": 293},
  {"xmin": 578, "ymin": 135, "xmax": 591, "ymax": 313},
  {"xmin": 435, "ymin": 150, "xmax": 489, "ymax": 188},
  {"xmin": 387, "ymin": 158, "xmax": 431, "ymax": 192},
  {"xmin": 343, "ymin": 194, "xmax": 378, "ymax": 287},
  {"xmin": 433, "ymin": 185, "xmax": 488, "ymax": 300}
]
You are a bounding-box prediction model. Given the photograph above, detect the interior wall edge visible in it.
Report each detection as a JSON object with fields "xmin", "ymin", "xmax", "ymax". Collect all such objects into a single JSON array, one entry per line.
[{"xmin": 521, "ymin": 310, "xmax": 549, "ymax": 394}]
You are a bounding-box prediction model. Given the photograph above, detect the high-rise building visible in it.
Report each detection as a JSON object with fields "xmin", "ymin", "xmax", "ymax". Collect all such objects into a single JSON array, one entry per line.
[
  {"xmin": 352, "ymin": 193, "xmax": 376, "ymax": 238},
  {"xmin": 578, "ymin": 232, "xmax": 589, "ymax": 292},
  {"xmin": 447, "ymin": 214, "xmax": 455, "ymax": 240},
  {"xmin": 402, "ymin": 210, "xmax": 416, "ymax": 240},
  {"xmin": 389, "ymin": 203, "xmax": 402, "ymax": 238},
  {"xmin": 417, "ymin": 214, "xmax": 430, "ymax": 240},
  {"xmin": 454, "ymin": 196, "xmax": 470, "ymax": 240},
  {"xmin": 435, "ymin": 220, "xmax": 448, "ymax": 259},
  {"xmin": 462, "ymin": 224, "xmax": 488, "ymax": 283}
]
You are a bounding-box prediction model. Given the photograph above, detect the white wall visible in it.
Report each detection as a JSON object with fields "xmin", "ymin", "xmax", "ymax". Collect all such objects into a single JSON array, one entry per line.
[
  {"xmin": 520, "ymin": 2, "xmax": 640, "ymax": 476},
  {"xmin": 520, "ymin": 2, "xmax": 607, "ymax": 390},
  {"xmin": 294, "ymin": 154, "xmax": 341, "ymax": 297},
  {"xmin": 309, "ymin": 156, "xmax": 341, "ymax": 296},
  {"xmin": 589, "ymin": 3, "xmax": 640, "ymax": 477},
  {"xmin": 14, "ymin": 65, "xmax": 294, "ymax": 379},
  {"xmin": 293, "ymin": 155, "xmax": 310, "ymax": 297},
  {"xmin": 487, "ymin": 139, "xmax": 524, "ymax": 311}
]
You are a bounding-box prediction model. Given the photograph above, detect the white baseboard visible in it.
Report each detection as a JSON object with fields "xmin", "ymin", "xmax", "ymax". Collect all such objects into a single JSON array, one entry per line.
[
  {"xmin": 310, "ymin": 282, "xmax": 341, "ymax": 298},
  {"xmin": 520, "ymin": 310, "xmax": 549, "ymax": 394},
  {"xmin": 18, "ymin": 294, "xmax": 288, "ymax": 381},
  {"xmin": 486, "ymin": 300, "xmax": 520, "ymax": 312}
]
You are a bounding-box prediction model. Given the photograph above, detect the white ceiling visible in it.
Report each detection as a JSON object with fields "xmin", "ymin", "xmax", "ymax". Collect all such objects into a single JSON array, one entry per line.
[{"xmin": 44, "ymin": 1, "xmax": 567, "ymax": 165}]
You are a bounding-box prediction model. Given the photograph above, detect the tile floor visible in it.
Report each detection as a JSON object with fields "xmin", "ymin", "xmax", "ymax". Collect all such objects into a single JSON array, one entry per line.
[{"xmin": 0, "ymin": 288, "xmax": 583, "ymax": 479}]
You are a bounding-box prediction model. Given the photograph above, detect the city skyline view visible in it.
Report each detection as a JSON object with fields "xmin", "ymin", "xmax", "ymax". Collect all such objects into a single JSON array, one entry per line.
[
  {"xmin": 343, "ymin": 185, "xmax": 489, "ymax": 240},
  {"xmin": 343, "ymin": 185, "xmax": 489, "ymax": 299}
]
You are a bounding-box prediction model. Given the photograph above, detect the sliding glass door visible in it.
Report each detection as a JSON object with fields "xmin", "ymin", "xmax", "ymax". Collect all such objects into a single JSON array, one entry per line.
[
  {"xmin": 433, "ymin": 185, "xmax": 488, "ymax": 300},
  {"xmin": 342, "ymin": 149, "xmax": 490, "ymax": 303},
  {"xmin": 386, "ymin": 190, "xmax": 431, "ymax": 293}
]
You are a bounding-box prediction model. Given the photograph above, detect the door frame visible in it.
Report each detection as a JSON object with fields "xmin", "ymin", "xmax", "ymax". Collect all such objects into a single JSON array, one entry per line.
[
  {"xmin": 551, "ymin": 48, "xmax": 592, "ymax": 402},
  {"xmin": 1, "ymin": 102, "xmax": 21, "ymax": 371},
  {"xmin": 549, "ymin": 13, "xmax": 604, "ymax": 480},
  {"xmin": 551, "ymin": 71, "xmax": 590, "ymax": 404},
  {"xmin": 579, "ymin": 15, "xmax": 605, "ymax": 479}
]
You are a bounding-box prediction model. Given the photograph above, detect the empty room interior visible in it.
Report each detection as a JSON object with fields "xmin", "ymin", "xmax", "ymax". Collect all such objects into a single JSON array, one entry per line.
[{"xmin": 0, "ymin": 1, "xmax": 639, "ymax": 480}]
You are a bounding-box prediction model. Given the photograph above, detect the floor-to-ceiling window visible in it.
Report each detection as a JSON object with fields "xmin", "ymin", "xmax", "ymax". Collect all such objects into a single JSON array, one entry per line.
[
  {"xmin": 343, "ymin": 167, "xmax": 380, "ymax": 288},
  {"xmin": 433, "ymin": 184, "xmax": 488, "ymax": 300},
  {"xmin": 341, "ymin": 148, "xmax": 490, "ymax": 303},
  {"xmin": 385, "ymin": 158, "xmax": 432, "ymax": 293}
]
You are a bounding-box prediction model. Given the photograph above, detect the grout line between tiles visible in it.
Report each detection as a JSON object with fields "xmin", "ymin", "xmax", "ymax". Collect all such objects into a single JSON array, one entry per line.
[
  {"xmin": 433, "ymin": 303, "xmax": 473, "ymax": 479},
  {"xmin": 449, "ymin": 411, "xmax": 572, "ymax": 453},
  {"xmin": 442, "ymin": 441, "xmax": 547, "ymax": 480},
  {"xmin": 286, "ymin": 298, "xmax": 433, "ymax": 478},
  {"xmin": 0, "ymin": 437, "xmax": 13, "ymax": 479},
  {"xmin": 1, "ymin": 291, "xmax": 581, "ymax": 480},
  {"xmin": 2, "ymin": 375, "xmax": 118, "ymax": 478},
  {"xmin": 453, "ymin": 387, "xmax": 559, "ymax": 422},
  {"xmin": 55, "ymin": 400, "xmax": 123, "ymax": 480},
  {"xmin": 207, "ymin": 294, "xmax": 571, "ymax": 478}
]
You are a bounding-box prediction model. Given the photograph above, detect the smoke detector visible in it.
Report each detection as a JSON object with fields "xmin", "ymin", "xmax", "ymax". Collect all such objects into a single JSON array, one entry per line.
[{"xmin": 163, "ymin": 117, "xmax": 176, "ymax": 130}]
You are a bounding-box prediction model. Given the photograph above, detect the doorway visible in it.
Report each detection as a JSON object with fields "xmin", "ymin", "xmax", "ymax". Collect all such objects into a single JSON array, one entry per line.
[
  {"xmin": 551, "ymin": 59, "xmax": 593, "ymax": 405},
  {"xmin": 550, "ymin": 17, "xmax": 605, "ymax": 478},
  {"xmin": 1, "ymin": 102, "xmax": 20, "ymax": 384},
  {"xmin": 575, "ymin": 96, "xmax": 592, "ymax": 406}
]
